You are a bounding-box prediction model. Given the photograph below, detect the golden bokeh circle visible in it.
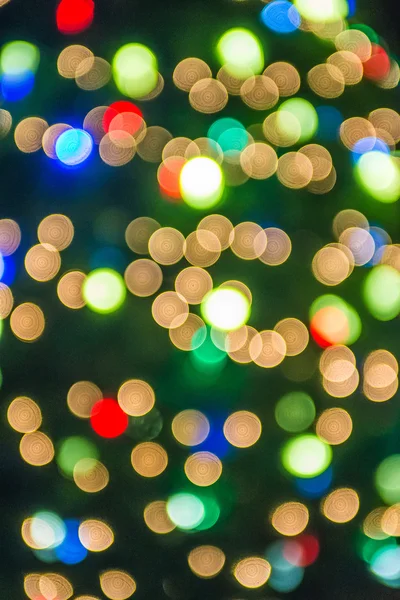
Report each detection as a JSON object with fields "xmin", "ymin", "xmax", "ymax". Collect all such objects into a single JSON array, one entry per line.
[
  {"xmin": 83, "ymin": 106, "xmax": 107, "ymax": 144},
  {"xmin": 0, "ymin": 108, "xmax": 12, "ymax": 139},
  {"xmin": 25, "ymin": 243, "xmax": 61, "ymax": 282},
  {"xmin": 197, "ymin": 214, "xmax": 233, "ymax": 250},
  {"xmin": 67, "ymin": 381, "xmax": 102, "ymax": 418},
  {"xmin": 228, "ymin": 325, "xmax": 258, "ymax": 364},
  {"xmin": 0, "ymin": 282, "xmax": 13, "ymax": 318},
  {"xmin": 183, "ymin": 230, "xmax": 221, "ymax": 267},
  {"xmin": 75, "ymin": 57, "xmax": 111, "ymax": 90},
  {"xmin": 240, "ymin": 75, "xmax": 279, "ymax": 110},
  {"xmin": 263, "ymin": 61, "xmax": 300, "ymax": 97},
  {"xmin": 144, "ymin": 501, "xmax": 176, "ymax": 534},
  {"xmin": 319, "ymin": 345, "xmax": 356, "ymax": 382},
  {"xmin": 99, "ymin": 131, "xmax": 136, "ymax": 166},
  {"xmin": 369, "ymin": 108, "xmax": 400, "ymax": 144},
  {"xmin": 57, "ymin": 44, "xmax": 94, "ymax": 78},
  {"xmin": 148, "ymin": 227, "xmax": 185, "ymax": 265},
  {"xmin": 339, "ymin": 117, "xmax": 376, "ymax": 150},
  {"xmin": 78, "ymin": 519, "xmax": 114, "ymax": 552},
  {"xmin": 21, "ymin": 519, "xmax": 42, "ymax": 550},
  {"xmin": 335, "ymin": 29, "xmax": 372, "ymax": 62},
  {"xmin": 109, "ymin": 113, "xmax": 147, "ymax": 144},
  {"xmin": 312, "ymin": 246, "xmax": 350, "ymax": 286},
  {"xmin": 118, "ymin": 379, "xmax": 155, "ymax": 417},
  {"xmin": 271, "ymin": 502, "xmax": 309, "ymax": 536},
  {"xmin": 38, "ymin": 214, "xmax": 74, "ymax": 251},
  {"xmin": 173, "ymin": 57, "xmax": 212, "ymax": 92},
  {"xmin": 184, "ymin": 451, "xmax": 222, "ymax": 487},
  {"xmin": 327, "ymin": 51, "xmax": 363, "ymax": 85},
  {"xmin": 381, "ymin": 505, "xmax": 400, "ymax": 537},
  {"xmin": 277, "ymin": 152, "xmax": 314, "ymax": 189},
  {"xmin": 233, "ymin": 557, "xmax": 271, "ymax": 588},
  {"xmin": 14, "ymin": 117, "xmax": 48, "ymax": 153},
  {"xmin": 10, "ymin": 302, "xmax": 45, "ymax": 342},
  {"xmin": 316, "ymin": 408, "xmax": 353, "ymax": 445},
  {"xmin": 100, "ymin": 570, "xmax": 136, "ymax": 600},
  {"xmin": 211, "ymin": 325, "xmax": 248, "ymax": 353},
  {"xmin": 307, "ymin": 166, "xmax": 337, "ymax": 195},
  {"xmin": 139, "ymin": 72, "xmax": 165, "ymax": 101},
  {"xmin": 323, "ymin": 369, "xmax": 360, "ymax": 398},
  {"xmin": 363, "ymin": 378, "xmax": 399, "ymax": 403},
  {"xmin": 259, "ymin": 227, "xmax": 292, "ymax": 266},
  {"xmin": 151, "ymin": 291, "xmax": 189, "ymax": 329},
  {"xmin": 42, "ymin": 123, "xmax": 73, "ymax": 159},
  {"xmin": 189, "ymin": 78, "xmax": 228, "ymax": 114},
  {"xmin": 216, "ymin": 66, "xmax": 247, "ymax": 95},
  {"xmin": 57, "ymin": 270, "xmax": 86, "ymax": 309},
  {"xmin": 137, "ymin": 126, "xmax": 173, "ymax": 163},
  {"xmin": 223, "ymin": 411, "xmax": 261, "ymax": 448},
  {"xmin": 263, "ymin": 111, "xmax": 301, "ymax": 147},
  {"xmin": 250, "ymin": 330, "xmax": 286, "ymax": 368},
  {"xmin": 274, "ymin": 318, "xmax": 309, "ymax": 357},
  {"xmin": 339, "ymin": 227, "xmax": 375, "ymax": 266},
  {"xmin": 332, "ymin": 209, "xmax": 369, "ymax": 239},
  {"xmin": 38, "ymin": 574, "xmax": 73, "ymax": 600},
  {"xmin": 131, "ymin": 442, "xmax": 168, "ymax": 478},
  {"xmin": 172, "ymin": 410, "xmax": 210, "ymax": 446},
  {"xmin": 169, "ymin": 314, "xmax": 207, "ymax": 351},
  {"xmin": 7, "ymin": 396, "xmax": 42, "ymax": 433},
  {"xmin": 20, "ymin": 432, "xmax": 54, "ymax": 466},
  {"xmin": 229, "ymin": 222, "xmax": 267, "ymax": 260},
  {"xmin": 124, "ymin": 259, "xmax": 163, "ymax": 297},
  {"xmin": 175, "ymin": 267, "xmax": 213, "ymax": 305},
  {"xmin": 298, "ymin": 144, "xmax": 333, "ymax": 181},
  {"xmin": 240, "ymin": 142, "xmax": 278, "ymax": 180},
  {"xmin": 322, "ymin": 487, "xmax": 360, "ymax": 523},
  {"xmin": 363, "ymin": 507, "xmax": 388, "ymax": 540},
  {"xmin": 73, "ymin": 458, "xmax": 109, "ymax": 493},
  {"xmin": 24, "ymin": 574, "xmax": 42, "ymax": 600},
  {"xmin": 188, "ymin": 545, "xmax": 226, "ymax": 578},
  {"xmin": 0, "ymin": 218, "xmax": 21, "ymax": 256},
  {"xmin": 125, "ymin": 217, "xmax": 160, "ymax": 254},
  {"xmin": 307, "ymin": 63, "xmax": 345, "ymax": 98},
  {"xmin": 162, "ymin": 136, "xmax": 192, "ymax": 161},
  {"xmin": 186, "ymin": 137, "xmax": 224, "ymax": 164}
]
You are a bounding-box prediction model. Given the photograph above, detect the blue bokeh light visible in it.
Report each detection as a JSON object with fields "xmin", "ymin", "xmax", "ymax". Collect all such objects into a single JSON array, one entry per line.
[
  {"xmin": 1, "ymin": 255, "xmax": 17, "ymax": 286},
  {"xmin": 54, "ymin": 519, "xmax": 87, "ymax": 565},
  {"xmin": 55, "ymin": 128, "xmax": 93, "ymax": 166},
  {"xmin": 261, "ymin": 1, "xmax": 301, "ymax": 34},
  {"xmin": 295, "ymin": 466, "xmax": 333, "ymax": 498},
  {"xmin": 316, "ymin": 106, "xmax": 343, "ymax": 142},
  {"xmin": 1, "ymin": 71, "xmax": 35, "ymax": 101},
  {"xmin": 265, "ymin": 540, "xmax": 304, "ymax": 592},
  {"xmin": 352, "ymin": 137, "xmax": 390, "ymax": 163},
  {"xmin": 0, "ymin": 253, "xmax": 4, "ymax": 281}
]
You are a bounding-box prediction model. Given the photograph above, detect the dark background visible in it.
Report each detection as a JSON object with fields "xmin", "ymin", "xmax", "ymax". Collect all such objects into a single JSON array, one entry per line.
[{"xmin": 1, "ymin": 0, "xmax": 400, "ymax": 598}]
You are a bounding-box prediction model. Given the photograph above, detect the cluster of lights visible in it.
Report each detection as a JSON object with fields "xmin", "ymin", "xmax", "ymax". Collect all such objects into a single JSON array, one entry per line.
[{"xmin": 1, "ymin": 0, "xmax": 400, "ymax": 595}]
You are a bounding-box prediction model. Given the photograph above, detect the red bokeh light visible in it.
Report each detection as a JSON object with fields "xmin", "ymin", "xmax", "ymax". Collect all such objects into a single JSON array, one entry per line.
[
  {"xmin": 103, "ymin": 101, "xmax": 143, "ymax": 133},
  {"xmin": 90, "ymin": 398, "xmax": 128, "ymax": 438},
  {"xmin": 310, "ymin": 306, "xmax": 349, "ymax": 348},
  {"xmin": 109, "ymin": 113, "xmax": 145, "ymax": 138},
  {"xmin": 56, "ymin": 0, "xmax": 95, "ymax": 35},
  {"xmin": 157, "ymin": 157, "xmax": 186, "ymax": 200},
  {"xmin": 363, "ymin": 44, "xmax": 391, "ymax": 81},
  {"xmin": 283, "ymin": 534, "xmax": 320, "ymax": 567}
]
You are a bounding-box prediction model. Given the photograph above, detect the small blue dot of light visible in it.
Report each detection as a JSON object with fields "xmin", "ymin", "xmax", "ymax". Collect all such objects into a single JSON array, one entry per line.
[
  {"xmin": 54, "ymin": 519, "xmax": 87, "ymax": 565},
  {"xmin": 261, "ymin": 1, "xmax": 301, "ymax": 34},
  {"xmin": 55, "ymin": 128, "xmax": 93, "ymax": 166},
  {"xmin": 1, "ymin": 71, "xmax": 35, "ymax": 101},
  {"xmin": 352, "ymin": 137, "xmax": 390, "ymax": 163},
  {"xmin": 348, "ymin": 0, "xmax": 356, "ymax": 18}
]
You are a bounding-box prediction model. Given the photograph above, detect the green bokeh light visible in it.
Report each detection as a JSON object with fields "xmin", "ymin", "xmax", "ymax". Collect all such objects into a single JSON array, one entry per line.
[
  {"xmin": 201, "ymin": 287, "xmax": 250, "ymax": 331},
  {"xmin": 194, "ymin": 494, "xmax": 220, "ymax": 531},
  {"xmin": 0, "ymin": 40, "xmax": 40, "ymax": 75},
  {"xmin": 166, "ymin": 493, "xmax": 205, "ymax": 530},
  {"xmin": 375, "ymin": 455, "xmax": 400, "ymax": 505},
  {"xmin": 31, "ymin": 511, "xmax": 66, "ymax": 549},
  {"xmin": 310, "ymin": 294, "xmax": 362, "ymax": 345},
  {"xmin": 83, "ymin": 268, "xmax": 126, "ymax": 314},
  {"xmin": 191, "ymin": 328, "xmax": 227, "ymax": 374},
  {"xmin": 275, "ymin": 392, "xmax": 316, "ymax": 433},
  {"xmin": 363, "ymin": 265, "xmax": 400, "ymax": 321},
  {"xmin": 281, "ymin": 434, "xmax": 332, "ymax": 478},
  {"xmin": 356, "ymin": 152, "xmax": 400, "ymax": 203},
  {"xmin": 113, "ymin": 43, "xmax": 158, "ymax": 99},
  {"xmin": 217, "ymin": 28, "xmax": 264, "ymax": 78},
  {"xmin": 180, "ymin": 157, "xmax": 224, "ymax": 210},
  {"xmin": 57, "ymin": 436, "xmax": 99, "ymax": 477},
  {"xmin": 294, "ymin": 0, "xmax": 349, "ymax": 22},
  {"xmin": 208, "ymin": 118, "xmax": 245, "ymax": 143},
  {"xmin": 279, "ymin": 98, "xmax": 318, "ymax": 143}
]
